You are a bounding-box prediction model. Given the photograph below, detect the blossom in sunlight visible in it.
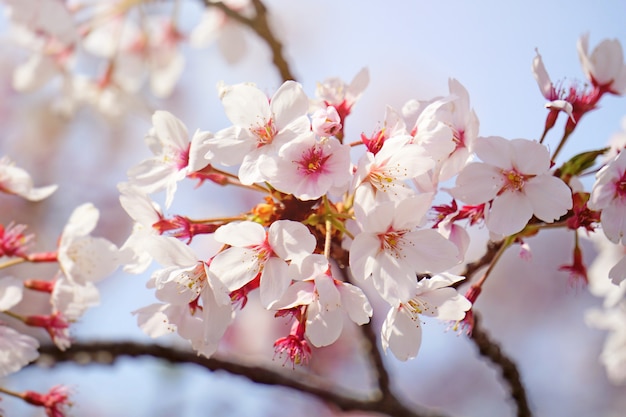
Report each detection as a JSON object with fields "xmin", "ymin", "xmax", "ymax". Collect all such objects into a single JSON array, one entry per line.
[
  {"xmin": 314, "ymin": 67, "xmax": 369, "ymax": 131},
  {"xmin": 0, "ymin": 156, "xmax": 57, "ymax": 201},
  {"xmin": 451, "ymin": 136, "xmax": 572, "ymax": 236},
  {"xmin": 210, "ymin": 220, "xmax": 316, "ymax": 308},
  {"xmin": 272, "ymin": 254, "xmax": 372, "ymax": 347},
  {"xmin": 352, "ymin": 136, "xmax": 434, "ymax": 210},
  {"xmin": 578, "ymin": 33, "xmax": 626, "ymax": 95},
  {"xmin": 381, "ymin": 273, "xmax": 471, "ymax": 361},
  {"xmin": 57, "ymin": 203, "xmax": 124, "ymax": 285},
  {"xmin": 143, "ymin": 236, "xmax": 234, "ymax": 357},
  {"xmin": 588, "ymin": 150, "xmax": 626, "ymax": 245},
  {"xmin": 206, "ymin": 80, "xmax": 310, "ymax": 185},
  {"xmin": 127, "ymin": 111, "xmax": 213, "ymax": 208},
  {"xmin": 349, "ymin": 196, "xmax": 460, "ymax": 305},
  {"xmin": 260, "ymin": 133, "xmax": 352, "ymax": 200},
  {"xmin": 0, "ymin": 325, "xmax": 39, "ymax": 377}
]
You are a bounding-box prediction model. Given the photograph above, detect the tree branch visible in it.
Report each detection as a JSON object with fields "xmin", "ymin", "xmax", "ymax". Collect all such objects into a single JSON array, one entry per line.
[
  {"xmin": 36, "ymin": 341, "xmax": 451, "ymax": 417},
  {"xmin": 469, "ymin": 314, "xmax": 532, "ymax": 417},
  {"xmin": 205, "ymin": 0, "xmax": 296, "ymax": 82}
]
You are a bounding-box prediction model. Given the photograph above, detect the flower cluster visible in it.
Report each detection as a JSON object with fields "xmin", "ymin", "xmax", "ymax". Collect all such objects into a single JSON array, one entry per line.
[
  {"xmin": 117, "ymin": 34, "xmax": 626, "ymax": 371},
  {"xmin": 0, "ymin": 159, "xmax": 126, "ymax": 414},
  {"xmin": 1, "ymin": 0, "xmax": 252, "ymax": 117}
]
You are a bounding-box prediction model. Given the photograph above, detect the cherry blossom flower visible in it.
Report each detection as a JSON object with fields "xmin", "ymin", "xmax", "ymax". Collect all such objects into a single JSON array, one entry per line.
[
  {"xmin": 313, "ymin": 68, "xmax": 369, "ymax": 133},
  {"xmin": 588, "ymin": 150, "xmax": 626, "ymax": 244},
  {"xmin": 0, "ymin": 156, "xmax": 57, "ymax": 201},
  {"xmin": 50, "ymin": 277, "xmax": 100, "ymax": 321},
  {"xmin": 260, "ymin": 133, "xmax": 352, "ymax": 200},
  {"xmin": 578, "ymin": 33, "xmax": 626, "ymax": 95},
  {"xmin": 143, "ymin": 236, "xmax": 234, "ymax": 357},
  {"xmin": 352, "ymin": 136, "xmax": 434, "ymax": 210},
  {"xmin": 451, "ymin": 136, "xmax": 573, "ymax": 236},
  {"xmin": 381, "ymin": 273, "xmax": 471, "ymax": 361},
  {"xmin": 349, "ymin": 196, "xmax": 460, "ymax": 304},
  {"xmin": 3, "ymin": 0, "xmax": 78, "ymax": 46},
  {"xmin": 206, "ymin": 81, "xmax": 310, "ymax": 185},
  {"xmin": 210, "ymin": 220, "xmax": 316, "ymax": 308},
  {"xmin": 57, "ymin": 203, "xmax": 124, "ymax": 285},
  {"xmin": 311, "ymin": 106, "xmax": 342, "ymax": 137},
  {"xmin": 273, "ymin": 254, "xmax": 372, "ymax": 347},
  {"xmin": 127, "ymin": 111, "xmax": 213, "ymax": 208},
  {"xmin": 118, "ymin": 183, "xmax": 163, "ymax": 273}
]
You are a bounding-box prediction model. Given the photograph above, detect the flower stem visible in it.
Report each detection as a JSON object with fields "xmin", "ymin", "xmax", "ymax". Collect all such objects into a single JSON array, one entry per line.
[
  {"xmin": 0, "ymin": 257, "xmax": 26, "ymax": 270},
  {"xmin": 475, "ymin": 236, "xmax": 514, "ymax": 288}
]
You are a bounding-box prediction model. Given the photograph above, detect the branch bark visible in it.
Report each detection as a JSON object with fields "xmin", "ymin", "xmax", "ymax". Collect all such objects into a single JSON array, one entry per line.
[
  {"xmin": 36, "ymin": 341, "xmax": 450, "ymax": 417},
  {"xmin": 469, "ymin": 314, "xmax": 532, "ymax": 417},
  {"xmin": 205, "ymin": 0, "xmax": 296, "ymax": 82}
]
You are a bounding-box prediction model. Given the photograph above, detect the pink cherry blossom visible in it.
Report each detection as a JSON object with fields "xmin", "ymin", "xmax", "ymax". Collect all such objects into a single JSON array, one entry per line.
[
  {"xmin": 260, "ymin": 132, "xmax": 352, "ymax": 200},
  {"xmin": 210, "ymin": 220, "xmax": 316, "ymax": 308},
  {"xmin": 206, "ymin": 81, "xmax": 310, "ymax": 185},
  {"xmin": 589, "ymin": 151, "xmax": 626, "ymax": 244},
  {"xmin": 451, "ymin": 136, "xmax": 573, "ymax": 236}
]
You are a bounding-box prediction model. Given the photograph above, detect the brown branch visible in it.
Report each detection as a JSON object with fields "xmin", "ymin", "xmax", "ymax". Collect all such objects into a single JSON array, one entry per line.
[
  {"xmin": 469, "ymin": 314, "xmax": 532, "ymax": 417},
  {"xmin": 36, "ymin": 341, "xmax": 451, "ymax": 417},
  {"xmin": 205, "ymin": 0, "xmax": 296, "ymax": 82}
]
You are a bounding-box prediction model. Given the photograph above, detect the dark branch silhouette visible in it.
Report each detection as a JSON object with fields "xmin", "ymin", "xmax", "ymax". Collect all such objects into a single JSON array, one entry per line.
[{"xmin": 36, "ymin": 341, "xmax": 450, "ymax": 417}]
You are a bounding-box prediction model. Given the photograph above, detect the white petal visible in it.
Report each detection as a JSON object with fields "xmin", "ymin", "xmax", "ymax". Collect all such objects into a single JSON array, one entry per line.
[
  {"xmin": 381, "ymin": 306, "xmax": 422, "ymax": 361},
  {"xmin": 259, "ymin": 257, "xmax": 291, "ymax": 309},
  {"xmin": 209, "ymin": 247, "xmax": 260, "ymax": 291},
  {"xmin": 486, "ymin": 192, "xmax": 533, "ymax": 235},
  {"xmin": 306, "ymin": 303, "xmax": 343, "ymax": 347},
  {"xmin": 524, "ymin": 175, "xmax": 572, "ymax": 223},
  {"xmin": 268, "ymin": 220, "xmax": 316, "ymax": 261},
  {"xmin": 152, "ymin": 110, "xmax": 189, "ymax": 150},
  {"xmin": 214, "ymin": 221, "xmax": 265, "ymax": 247},
  {"xmin": 451, "ymin": 163, "xmax": 503, "ymax": 204},
  {"xmin": 0, "ymin": 276, "xmax": 23, "ymax": 311}
]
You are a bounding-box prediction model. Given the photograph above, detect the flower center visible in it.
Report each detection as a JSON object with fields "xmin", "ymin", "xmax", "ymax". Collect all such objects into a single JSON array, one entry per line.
[
  {"xmin": 296, "ymin": 145, "xmax": 330, "ymax": 177},
  {"xmin": 500, "ymin": 168, "xmax": 528, "ymax": 192},
  {"xmin": 252, "ymin": 118, "xmax": 277, "ymax": 147}
]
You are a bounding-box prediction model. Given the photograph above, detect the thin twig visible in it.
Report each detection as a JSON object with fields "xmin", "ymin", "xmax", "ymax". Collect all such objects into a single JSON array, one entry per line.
[
  {"xmin": 469, "ymin": 314, "xmax": 532, "ymax": 417},
  {"xmin": 36, "ymin": 341, "xmax": 450, "ymax": 417},
  {"xmin": 205, "ymin": 0, "xmax": 296, "ymax": 82}
]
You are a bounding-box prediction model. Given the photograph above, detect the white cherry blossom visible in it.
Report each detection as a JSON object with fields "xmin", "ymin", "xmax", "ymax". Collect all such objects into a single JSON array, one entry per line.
[
  {"xmin": 578, "ymin": 33, "xmax": 626, "ymax": 95},
  {"xmin": 127, "ymin": 111, "xmax": 213, "ymax": 208},
  {"xmin": 206, "ymin": 81, "xmax": 310, "ymax": 185},
  {"xmin": 58, "ymin": 203, "xmax": 124, "ymax": 285},
  {"xmin": 210, "ymin": 220, "xmax": 316, "ymax": 308},
  {"xmin": 451, "ymin": 136, "xmax": 573, "ymax": 236},
  {"xmin": 0, "ymin": 156, "xmax": 57, "ymax": 201},
  {"xmin": 273, "ymin": 254, "xmax": 372, "ymax": 347},
  {"xmin": 588, "ymin": 150, "xmax": 626, "ymax": 245},
  {"xmin": 381, "ymin": 273, "xmax": 471, "ymax": 361},
  {"xmin": 349, "ymin": 196, "xmax": 460, "ymax": 304}
]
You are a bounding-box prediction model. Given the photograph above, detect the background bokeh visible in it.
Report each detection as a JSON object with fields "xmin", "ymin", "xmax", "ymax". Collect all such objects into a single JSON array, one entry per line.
[{"xmin": 1, "ymin": 1, "xmax": 625, "ymax": 416}]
